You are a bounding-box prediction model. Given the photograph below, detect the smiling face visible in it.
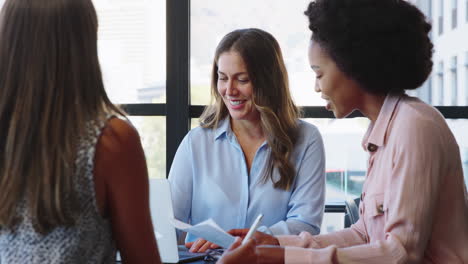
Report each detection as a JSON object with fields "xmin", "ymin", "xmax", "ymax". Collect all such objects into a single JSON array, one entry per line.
[
  {"xmin": 217, "ymin": 50, "xmax": 260, "ymax": 123},
  {"xmin": 308, "ymin": 40, "xmax": 364, "ymax": 118}
]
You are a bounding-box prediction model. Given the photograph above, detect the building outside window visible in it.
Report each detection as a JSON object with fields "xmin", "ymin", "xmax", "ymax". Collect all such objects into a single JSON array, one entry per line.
[
  {"xmin": 451, "ymin": 56, "xmax": 458, "ymax": 105},
  {"xmin": 93, "ymin": 0, "xmax": 167, "ymax": 179},
  {"xmin": 437, "ymin": 61, "xmax": 445, "ymax": 105},
  {"xmin": 452, "ymin": 0, "xmax": 458, "ymax": 29},
  {"xmin": 412, "ymin": 1, "xmax": 468, "ymax": 188},
  {"xmin": 439, "ymin": 0, "xmax": 444, "ymax": 34},
  {"xmin": 465, "ymin": 52, "xmax": 468, "ymax": 105}
]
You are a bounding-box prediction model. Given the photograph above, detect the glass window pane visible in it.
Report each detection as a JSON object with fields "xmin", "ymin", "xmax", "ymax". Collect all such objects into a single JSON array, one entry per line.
[
  {"xmin": 321, "ymin": 213, "xmax": 345, "ymax": 234},
  {"xmin": 303, "ymin": 118, "xmax": 370, "ymax": 203},
  {"xmin": 450, "ymin": 57, "xmax": 458, "ymax": 105},
  {"xmin": 191, "ymin": 118, "xmax": 199, "ymax": 130},
  {"xmin": 465, "ymin": 52, "xmax": 468, "ymax": 105},
  {"xmin": 191, "ymin": 0, "xmax": 320, "ymax": 106},
  {"xmin": 94, "ymin": 0, "xmax": 166, "ymax": 104},
  {"xmin": 129, "ymin": 116, "xmax": 166, "ymax": 179}
]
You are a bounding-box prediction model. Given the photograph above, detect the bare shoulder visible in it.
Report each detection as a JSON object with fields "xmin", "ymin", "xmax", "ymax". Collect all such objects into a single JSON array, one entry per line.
[
  {"xmin": 94, "ymin": 117, "xmax": 146, "ymax": 185},
  {"xmin": 94, "ymin": 118, "xmax": 159, "ymax": 263},
  {"xmin": 97, "ymin": 117, "xmax": 141, "ymax": 156}
]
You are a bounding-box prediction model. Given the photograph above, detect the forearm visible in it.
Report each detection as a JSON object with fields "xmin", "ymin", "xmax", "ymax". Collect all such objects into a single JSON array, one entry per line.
[
  {"xmin": 282, "ymin": 234, "xmax": 407, "ymax": 264},
  {"xmin": 256, "ymin": 246, "xmax": 285, "ymax": 264},
  {"xmin": 277, "ymin": 223, "xmax": 366, "ymax": 249},
  {"xmin": 266, "ymin": 219, "xmax": 320, "ymax": 236}
]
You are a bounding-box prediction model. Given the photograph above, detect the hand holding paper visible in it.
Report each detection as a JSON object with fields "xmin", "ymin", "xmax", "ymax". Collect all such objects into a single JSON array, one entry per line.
[{"xmin": 171, "ymin": 218, "xmax": 236, "ymax": 249}]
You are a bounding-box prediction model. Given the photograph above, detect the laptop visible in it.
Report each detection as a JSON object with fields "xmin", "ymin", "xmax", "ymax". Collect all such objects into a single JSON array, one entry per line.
[{"xmin": 150, "ymin": 178, "xmax": 206, "ymax": 263}]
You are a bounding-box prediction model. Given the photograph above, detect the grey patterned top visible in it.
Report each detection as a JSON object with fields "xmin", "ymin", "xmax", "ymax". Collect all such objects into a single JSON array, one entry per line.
[{"xmin": 0, "ymin": 116, "xmax": 116, "ymax": 263}]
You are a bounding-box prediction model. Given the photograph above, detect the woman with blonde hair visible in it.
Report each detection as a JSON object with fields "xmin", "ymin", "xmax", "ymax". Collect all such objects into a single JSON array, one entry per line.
[
  {"xmin": 0, "ymin": 0, "xmax": 161, "ymax": 263},
  {"xmin": 169, "ymin": 28, "xmax": 326, "ymax": 253}
]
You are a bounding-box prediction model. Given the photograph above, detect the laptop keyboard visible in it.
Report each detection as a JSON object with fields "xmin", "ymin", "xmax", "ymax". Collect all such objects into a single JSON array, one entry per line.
[{"xmin": 178, "ymin": 247, "xmax": 205, "ymax": 258}]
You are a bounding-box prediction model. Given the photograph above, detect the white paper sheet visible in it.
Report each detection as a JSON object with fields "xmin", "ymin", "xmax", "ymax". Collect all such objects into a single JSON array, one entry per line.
[{"xmin": 171, "ymin": 218, "xmax": 236, "ymax": 249}]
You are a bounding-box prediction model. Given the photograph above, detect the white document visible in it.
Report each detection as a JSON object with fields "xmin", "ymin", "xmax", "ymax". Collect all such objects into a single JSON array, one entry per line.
[{"xmin": 171, "ymin": 218, "xmax": 236, "ymax": 249}]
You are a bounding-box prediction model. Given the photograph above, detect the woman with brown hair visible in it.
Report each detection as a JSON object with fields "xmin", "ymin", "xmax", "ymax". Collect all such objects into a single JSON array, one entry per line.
[
  {"xmin": 0, "ymin": 0, "xmax": 161, "ymax": 263},
  {"xmin": 168, "ymin": 28, "xmax": 326, "ymax": 253}
]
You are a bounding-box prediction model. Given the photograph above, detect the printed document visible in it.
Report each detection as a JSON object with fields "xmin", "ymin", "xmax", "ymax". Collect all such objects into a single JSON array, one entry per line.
[{"xmin": 171, "ymin": 218, "xmax": 236, "ymax": 248}]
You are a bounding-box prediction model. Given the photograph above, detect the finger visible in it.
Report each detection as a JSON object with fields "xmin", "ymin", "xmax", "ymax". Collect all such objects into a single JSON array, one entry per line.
[
  {"xmin": 198, "ymin": 241, "xmax": 212, "ymax": 253},
  {"xmin": 210, "ymin": 243, "xmax": 220, "ymax": 249},
  {"xmin": 228, "ymin": 228, "xmax": 249, "ymax": 237},
  {"xmin": 243, "ymin": 238, "xmax": 256, "ymax": 247},
  {"xmin": 189, "ymin": 239, "xmax": 206, "ymax": 252},
  {"xmin": 185, "ymin": 242, "xmax": 194, "ymax": 249},
  {"xmin": 227, "ymin": 237, "xmax": 242, "ymax": 251}
]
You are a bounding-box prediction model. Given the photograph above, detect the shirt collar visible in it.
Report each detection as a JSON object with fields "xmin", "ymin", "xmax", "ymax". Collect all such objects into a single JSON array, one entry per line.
[
  {"xmin": 214, "ymin": 117, "xmax": 231, "ymax": 140},
  {"xmin": 362, "ymin": 93, "xmax": 403, "ymax": 151}
]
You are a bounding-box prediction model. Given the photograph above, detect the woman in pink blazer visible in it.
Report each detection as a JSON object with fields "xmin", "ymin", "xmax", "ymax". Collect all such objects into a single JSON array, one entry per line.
[{"xmin": 218, "ymin": 0, "xmax": 468, "ymax": 263}]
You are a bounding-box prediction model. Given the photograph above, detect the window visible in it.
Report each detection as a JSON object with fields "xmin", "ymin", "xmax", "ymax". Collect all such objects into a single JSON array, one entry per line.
[
  {"xmin": 466, "ymin": 52, "xmax": 468, "ymax": 105},
  {"xmin": 451, "ymin": 57, "xmax": 458, "ymax": 105},
  {"xmin": 452, "ymin": 0, "xmax": 458, "ymax": 29},
  {"xmin": 129, "ymin": 116, "xmax": 166, "ymax": 179},
  {"xmin": 437, "ymin": 61, "xmax": 445, "ymax": 105},
  {"xmin": 94, "ymin": 0, "xmax": 166, "ymax": 104},
  {"xmin": 93, "ymin": 0, "xmax": 167, "ymax": 178},
  {"xmin": 303, "ymin": 118, "xmax": 369, "ymax": 202},
  {"xmin": 191, "ymin": 0, "xmax": 320, "ymax": 107},
  {"xmin": 418, "ymin": 78, "xmax": 433, "ymax": 104},
  {"xmin": 321, "ymin": 213, "xmax": 345, "ymax": 234}
]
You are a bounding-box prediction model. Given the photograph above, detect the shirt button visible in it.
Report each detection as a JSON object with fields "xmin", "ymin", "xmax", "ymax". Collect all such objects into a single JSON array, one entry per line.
[
  {"xmin": 377, "ymin": 204, "xmax": 384, "ymax": 214},
  {"xmin": 367, "ymin": 143, "xmax": 378, "ymax": 152},
  {"xmin": 360, "ymin": 208, "xmax": 363, "ymax": 215}
]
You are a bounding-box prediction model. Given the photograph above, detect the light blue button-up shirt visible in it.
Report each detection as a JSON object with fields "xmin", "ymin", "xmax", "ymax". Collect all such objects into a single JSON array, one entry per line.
[{"xmin": 168, "ymin": 118, "xmax": 325, "ymax": 242}]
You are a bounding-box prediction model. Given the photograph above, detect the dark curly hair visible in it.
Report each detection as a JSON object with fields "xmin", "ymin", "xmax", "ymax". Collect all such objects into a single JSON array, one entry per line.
[{"xmin": 305, "ymin": 0, "xmax": 434, "ymax": 94}]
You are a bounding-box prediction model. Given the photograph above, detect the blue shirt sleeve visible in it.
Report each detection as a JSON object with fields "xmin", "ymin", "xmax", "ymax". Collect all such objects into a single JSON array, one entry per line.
[{"xmin": 265, "ymin": 126, "xmax": 326, "ymax": 235}]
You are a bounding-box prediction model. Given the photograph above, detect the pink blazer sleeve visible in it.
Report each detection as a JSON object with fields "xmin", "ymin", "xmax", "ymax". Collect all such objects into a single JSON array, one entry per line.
[{"xmin": 277, "ymin": 217, "xmax": 367, "ymax": 249}]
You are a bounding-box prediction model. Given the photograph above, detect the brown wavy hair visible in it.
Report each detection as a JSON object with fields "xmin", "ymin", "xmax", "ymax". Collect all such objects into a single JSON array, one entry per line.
[
  {"xmin": 0, "ymin": 0, "xmax": 124, "ymax": 234},
  {"xmin": 200, "ymin": 28, "xmax": 300, "ymax": 190}
]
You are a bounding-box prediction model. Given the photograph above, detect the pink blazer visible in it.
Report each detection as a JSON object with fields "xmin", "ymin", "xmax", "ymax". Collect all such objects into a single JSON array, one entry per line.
[{"xmin": 278, "ymin": 94, "xmax": 468, "ymax": 264}]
